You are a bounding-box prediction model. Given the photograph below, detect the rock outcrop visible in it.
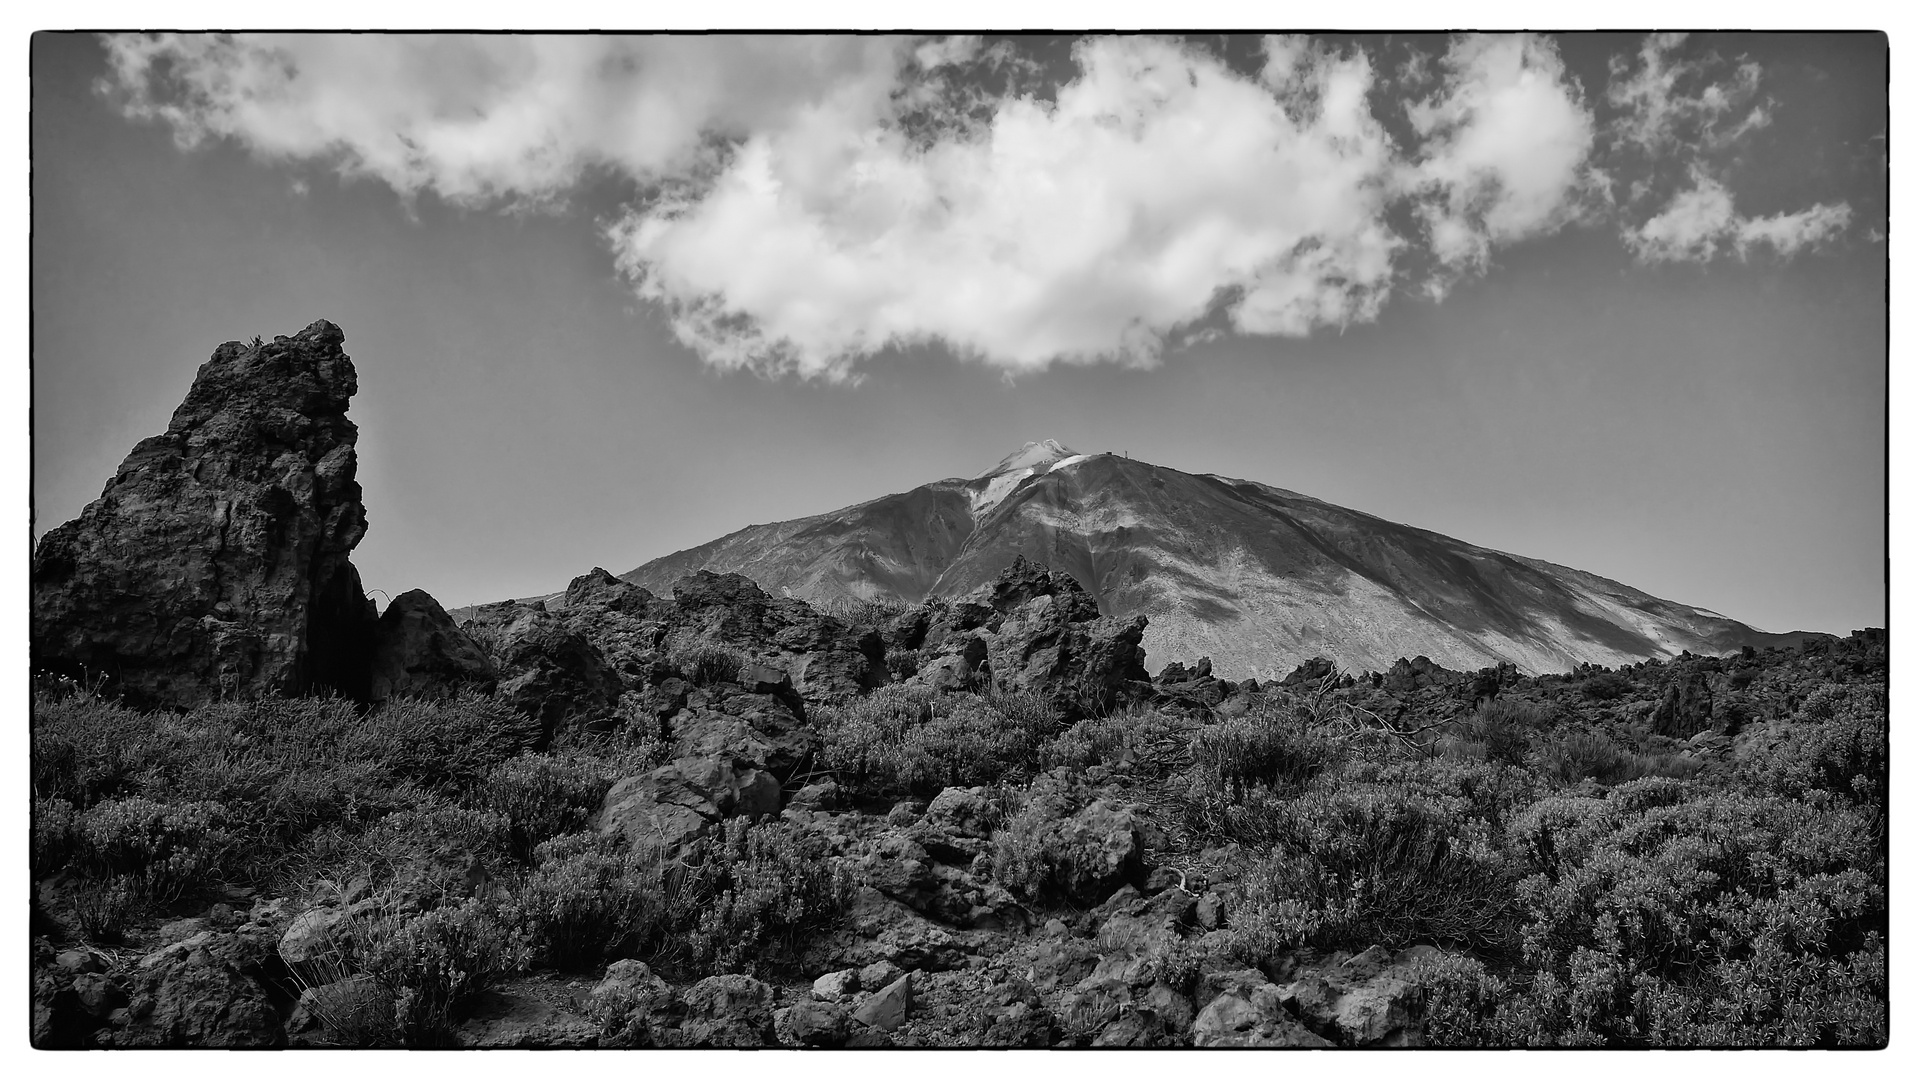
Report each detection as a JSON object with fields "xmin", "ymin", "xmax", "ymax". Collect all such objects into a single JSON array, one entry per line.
[
  {"xmin": 898, "ymin": 557, "xmax": 1153, "ymax": 720},
  {"xmin": 32, "ymin": 320, "xmax": 377, "ymax": 707},
  {"xmin": 367, "ymin": 589, "xmax": 497, "ymax": 704}
]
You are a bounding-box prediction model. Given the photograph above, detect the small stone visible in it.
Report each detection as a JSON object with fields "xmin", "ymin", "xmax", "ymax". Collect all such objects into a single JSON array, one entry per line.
[
  {"xmin": 55, "ymin": 949, "xmax": 103, "ymax": 974},
  {"xmin": 812, "ymin": 969, "xmax": 860, "ymax": 1001},
  {"xmin": 886, "ymin": 800, "xmax": 924, "ymax": 826},
  {"xmin": 1195, "ymin": 892, "xmax": 1225, "ymax": 930}
]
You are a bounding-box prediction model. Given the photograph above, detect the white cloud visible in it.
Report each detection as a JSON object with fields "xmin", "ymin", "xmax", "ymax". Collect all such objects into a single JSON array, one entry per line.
[
  {"xmin": 1628, "ymin": 171, "xmax": 1851, "ymax": 263},
  {"xmin": 1628, "ymin": 173, "xmax": 1738, "ymax": 262},
  {"xmin": 612, "ymin": 36, "xmax": 1403, "ymax": 378},
  {"xmin": 1402, "ymin": 34, "xmax": 1600, "ymax": 280},
  {"xmin": 98, "ymin": 31, "xmax": 1862, "ymax": 379},
  {"xmin": 99, "ymin": 34, "xmax": 908, "ymax": 205}
]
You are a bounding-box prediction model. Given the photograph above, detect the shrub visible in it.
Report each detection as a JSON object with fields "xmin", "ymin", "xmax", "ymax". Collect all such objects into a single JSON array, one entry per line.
[
  {"xmin": 357, "ymin": 692, "xmax": 540, "ymax": 796},
  {"xmin": 1737, "ymin": 688, "xmax": 1887, "ymax": 807},
  {"xmin": 74, "ymin": 796, "xmax": 236, "ymax": 904},
  {"xmin": 1505, "ymin": 790, "xmax": 1886, "ymax": 1045},
  {"xmin": 1536, "ymin": 730, "xmax": 1702, "ymax": 787},
  {"xmin": 1581, "ymin": 673, "xmax": 1634, "ymax": 701},
  {"xmin": 1042, "ymin": 704, "xmax": 1191, "ymax": 773},
  {"xmin": 988, "ymin": 779, "xmax": 1110, "ymax": 905},
  {"xmin": 818, "ymin": 686, "xmax": 1061, "ymax": 797},
  {"xmin": 475, "ymin": 752, "xmax": 622, "ymax": 862},
  {"xmin": 665, "ymin": 639, "xmax": 751, "ymax": 686},
  {"xmin": 680, "ymin": 818, "xmax": 856, "ymax": 975},
  {"xmin": 1460, "ymin": 698, "xmax": 1547, "ymax": 766},
  {"xmin": 32, "ymin": 797, "xmax": 79, "ymax": 875},
  {"xmin": 816, "ymin": 595, "xmax": 913, "ymax": 638},
  {"xmin": 350, "ymin": 804, "xmax": 515, "ymax": 907},
  {"xmin": 1230, "ymin": 785, "xmax": 1515, "ymax": 957},
  {"xmin": 342, "ymin": 896, "xmax": 531, "ymax": 1046},
  {"xmin": 1189, "ymin": 704, "xmax": 1342, "ymax": 799},
  {"xmin": 511, "ymin": 833, "xmax": 673, "ymax": 970}
]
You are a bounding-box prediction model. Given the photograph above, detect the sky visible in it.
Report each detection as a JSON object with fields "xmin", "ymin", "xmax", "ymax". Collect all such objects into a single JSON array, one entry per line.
[{"xmin": 29, "ymin": 28, "xmax": 1888, "ymax": 636}]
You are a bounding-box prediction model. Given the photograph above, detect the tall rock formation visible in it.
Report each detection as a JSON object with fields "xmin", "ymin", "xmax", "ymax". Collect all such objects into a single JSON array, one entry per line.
[{"xmin": 32, "ymin": 320, "xmax": 377, "ymax": 707}]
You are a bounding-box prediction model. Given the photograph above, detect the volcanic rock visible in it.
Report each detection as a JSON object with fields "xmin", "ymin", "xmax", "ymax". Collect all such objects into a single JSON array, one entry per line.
[
  {"xmin": 31, "ymin": 320, "xmax": 376, "ymax": 707},
  {"xmin": 367, "ymin": 588, "xmax": 497, "ymax": 704},
  {"xmin": 488, "ymin": 605, "xmax": 623, "ymax": 741}
]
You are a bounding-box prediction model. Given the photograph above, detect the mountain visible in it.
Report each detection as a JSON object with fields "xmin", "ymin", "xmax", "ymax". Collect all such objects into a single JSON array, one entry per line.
[{"xmin": 608, "ymin": 441, "xmax": 1812, "ymax": 680}]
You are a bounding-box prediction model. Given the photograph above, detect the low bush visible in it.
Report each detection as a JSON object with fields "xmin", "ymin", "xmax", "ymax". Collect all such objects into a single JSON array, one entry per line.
[
  {"xmin": 475, "ymin": 752, "xmax": 622, "ymax": 862},
  {"xmin": 1230, "ymin": 785, "xmax": 1515, "ymax": 957},
  {"xmin": 1042, "ymin": 704, "xmax": 1190, "ymax": 773},
  {"xmin": 511, "ymin": 833, "xmax": 675, "ymax": 970},
  {"xmin": 1737, "ymin": 687, "xmax": 1887, "ymax": 807},
  {"xmin": 665, "ymin": 639, "xmax": 752, "ymax": 686},
  {"xmin": 1535, "ymin": 730, "xmax": 1702, "ymax": 787},
  {"xmin": 510, "ymin": 819, "xmax": 852, "ymax": 978},
  {"xmin": 339, "ymin": 896, "xmax": 531, "ymax": 1046},
  {"xmin": 1494, "ymin": 789, "xmax": 1886, "ymax": 1045},
  {"xmin": 1580, "ymin": 673, "xmax": 1634, "ymax": 701},
  {"xmin": 1190, "ymin": 703, "xmax": 1343, "ymax": 798},
  {"xmin": 74, "ymin": 796, "xmax": 236, "ymax": 905},
  {"xmin": 679, "ymin": 818, "xmax": 857, "ymax": 975},
  {"xmin": 817, "ymin": 686, "xmax": 1061, "ymax": 798},
  {"xmin": 816, "ymin": 595, "xmax": 914, "ymax": 638},
  {"xmin": 1459, "ymin": 698, "xmax": 1547, "ymax": 766}
]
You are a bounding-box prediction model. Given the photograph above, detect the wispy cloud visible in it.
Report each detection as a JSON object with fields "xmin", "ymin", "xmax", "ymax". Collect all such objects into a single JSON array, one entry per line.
[
  {"xmin": 99, "ymin": 32, "xmax": 1863, "ymax": 380},
  {"xmin": 1628, "ymin": 171, "xmax": 1851, "ymax": 263}
]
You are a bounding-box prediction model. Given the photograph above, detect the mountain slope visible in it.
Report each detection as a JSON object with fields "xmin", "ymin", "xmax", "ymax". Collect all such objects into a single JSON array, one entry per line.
[{"xmin": 616, "ymin": 442, "xmax": 1812, "ymax": 679}]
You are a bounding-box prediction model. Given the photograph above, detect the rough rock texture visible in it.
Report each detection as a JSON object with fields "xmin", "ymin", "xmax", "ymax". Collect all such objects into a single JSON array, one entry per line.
[
  {"xmin": 902, "ymin": 558, "xmax": 1154, "ymax": 720},
  {"xmin": 597, "ymin": 757, "xmax": 783, "ymax": 852},
  {"xmin": 367, "ymin": 588, "xmax": 497, "ymax": 704},
  {"xmin": 31, "ymin": 320, "xmax": 376, "ymax": 707},
  {"xmin": 667, "ymin": 571, "xmax": 885, "ymax": 700},
  {"xmin": 1651, "ymin": 668, "xmax": 1716, "ymax": 738},
  {"xmin": 488, "ymin": 605, "xmax": 623, "ymax": 740},
  {"xmin": 674, "ymin": 974, "xmax": 776, "ymax": 1047},
  {"xmin": 97, "ymin": 922, "xmax": 290, "ymax": 1048},
  {"xmin": 1193, "ymin": 981, "xmax": 1331, "ymax": 1047},
  {"xmin": 1285, "ymin": 944, "xmax": 1443, "ymax": 1046}
]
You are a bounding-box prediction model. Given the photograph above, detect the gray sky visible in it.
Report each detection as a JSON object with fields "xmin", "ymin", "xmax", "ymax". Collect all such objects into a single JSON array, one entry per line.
[{"xmin": 30, "ymin": 31, "xmax": 1886, "ymax": 635}]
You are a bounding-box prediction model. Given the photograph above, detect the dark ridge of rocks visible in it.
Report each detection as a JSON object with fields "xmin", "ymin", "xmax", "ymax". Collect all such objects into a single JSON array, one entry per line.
[{"xmin": 32, "ymin": 320, "xmax": 377, "ymax": 707}]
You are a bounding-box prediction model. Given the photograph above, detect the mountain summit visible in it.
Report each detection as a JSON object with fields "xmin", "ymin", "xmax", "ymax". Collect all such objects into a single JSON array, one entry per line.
[{"xmin": 614, "ymin": 443, "xmax": 1810, "ymax": 679}]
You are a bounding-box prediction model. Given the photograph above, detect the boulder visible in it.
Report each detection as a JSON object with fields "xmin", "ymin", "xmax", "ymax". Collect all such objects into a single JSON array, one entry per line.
[
  {"xmin": 776, "ymin": 999, "xmax": 853, "ymax": 1047},
  {"xmin": 490, "ymin": 606, "xmax": 623, "ymax": 740},
  {"xmin": 1012, "ymin": 798, "xmax": 1147, "ymax": 906},
  {"xmin": 31, "ymin": 320, "xmax": 377, "ymax": 707},
  {"xmin": 853, "ymin": 973, "xmax": 913, "ymax": 1032},
  {"xmin": 562, "ymin": 566, "xmax": 657, "ymax": 616},
  {"xmin": 674, "ymin": 974, "xmax": 776, "ymax": 1047},
  {"xmin": 597, "ymin": 757, "xmax": 782, "ymax": 853},
  {"xmin": 367, "ymin": 588, "xmax": 496, "ymax": 704},
  {"xmin": 1193, "ymin": 981, "xmax": 1331, "ymax": 1047},
  {"xmin": 98, "ymin": 922, "xmax": 288, "ymax": 1048},
  {"xmin": 1285, "ymin": 944, "xmax": 1443, "ymax": 1046}
]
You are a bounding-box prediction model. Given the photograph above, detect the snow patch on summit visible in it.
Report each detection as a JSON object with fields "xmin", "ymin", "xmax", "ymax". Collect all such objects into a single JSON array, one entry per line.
[{"xmin": 966, "ymin": 440, "xmax": 1083, "ymax": 520}]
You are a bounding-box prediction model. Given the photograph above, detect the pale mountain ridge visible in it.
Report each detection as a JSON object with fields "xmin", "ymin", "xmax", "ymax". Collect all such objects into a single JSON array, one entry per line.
[{"xmin": 506, "ymin": 441, "xmax": 1815, "ymax": 679}]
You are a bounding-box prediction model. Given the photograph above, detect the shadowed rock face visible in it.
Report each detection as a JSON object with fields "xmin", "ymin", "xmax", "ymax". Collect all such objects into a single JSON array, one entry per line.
[{"xmin": 31, "ymin": 320, "xmax": 377, "ymax": 707}]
